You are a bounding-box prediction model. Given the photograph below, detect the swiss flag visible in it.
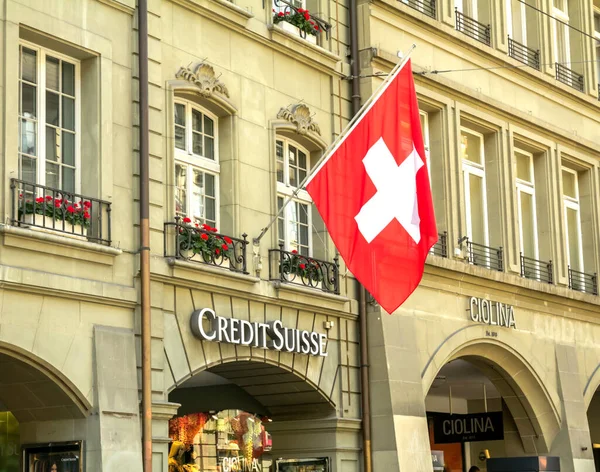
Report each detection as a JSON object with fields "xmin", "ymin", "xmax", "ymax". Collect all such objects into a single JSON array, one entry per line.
[{"xmin": 305, "ymin": 59, "xmax": 437, "ymax": 314}]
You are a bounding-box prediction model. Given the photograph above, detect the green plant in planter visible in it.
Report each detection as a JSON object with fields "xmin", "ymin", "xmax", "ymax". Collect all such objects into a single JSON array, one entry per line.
[
  {"xmin": 273, "ymin": 8, "xmax": 320, "ymax": 36},
  {"xmin": 19, "ymin": 194, "xmax": 92, "ymax": 228},
  {"xmin": 177, "ymin": 217, "xmax": 234, "ymax": 262},
  {"xmin": 280, "ymin": 249, "xmax": 323, "ymax": 283}
]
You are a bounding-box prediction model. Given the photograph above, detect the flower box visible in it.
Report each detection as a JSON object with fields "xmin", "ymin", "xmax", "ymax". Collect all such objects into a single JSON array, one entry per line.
[
  {"xmin": 23, "ymin": 213, "xmax": 88, "ymax": 240},
  {"xmin": 279, "ymin": 21, "xmax": 317, "ymax": 45}
]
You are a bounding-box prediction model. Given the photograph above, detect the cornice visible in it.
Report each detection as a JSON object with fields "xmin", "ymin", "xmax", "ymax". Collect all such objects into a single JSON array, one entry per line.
[{"xmin": 96, "ymin": 0, "xmax": 135, "ymax": 14}]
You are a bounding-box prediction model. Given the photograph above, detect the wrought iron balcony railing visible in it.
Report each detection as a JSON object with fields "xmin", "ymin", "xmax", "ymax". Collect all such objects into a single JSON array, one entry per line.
[
  {"xmin": 520, "ymin": 254, "xmax": 553, "ymax": 284},
  {"xmin": 10, "ymin": 178, "xmax": 112, "ymax": 245},
  {"xmin": 400, "ymin": 0, "xmax": 436, "ymax": 19},
  {"xmin": 272, "ymin": 0, "xmax": 332, "ymax": 39},
  {"xmin": 269, "ymin": 244, "xmax": 340, "ymax": 294},
  {"xmin": 555, "ymin": 63, "xmax": 584, "ymax": 92},
  {"xmin": 455, "ymin": 9, "xmax": 491, "ymax": 46},
  {"xmin": 597, "ymin": 83, "xmax": 600, "ymax": 101},
  {"xmin": 164, "ymin": 218, "xmax": 248, "ymax": 274},
  {"xmin": 459, "ymin": 237, "xmax": 503, "ymax": 271},
  {"xmin": 508, "ymin": 37, "xmax": 540, "ymax": 70},
  {"xmin": 429, "ymin": 232, "xmax": 448, "ymax": 258},
  {"xmin": 568, "ymin": 267, "xmax": 598, "ymax": 295}
]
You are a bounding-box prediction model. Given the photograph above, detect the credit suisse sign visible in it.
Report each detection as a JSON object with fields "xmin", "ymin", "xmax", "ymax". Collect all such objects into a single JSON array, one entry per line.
[{"xmin": 190, "ymin": 308, "xmax": 328, "ymax": 357}]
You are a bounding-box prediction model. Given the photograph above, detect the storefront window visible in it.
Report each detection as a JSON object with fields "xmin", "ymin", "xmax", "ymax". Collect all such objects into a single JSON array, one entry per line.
[{"xmin": 169, "ymin": 410, "xmax": 272, "ymax": 472}]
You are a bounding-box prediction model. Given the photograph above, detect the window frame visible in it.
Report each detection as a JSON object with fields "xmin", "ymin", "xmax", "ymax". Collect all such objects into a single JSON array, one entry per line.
[
  {"xmin": 514, "ymin": 148, "xmax": 539, "ymax": 260},
  {"xmin": 506, "ymin": 0, "xmax": 528, "ymax": 45},
  {"xmin": 552, "ymin": 6, "xmax": 571, "ymax": 66},
  {"xmin": 561, "ymin": 166, "xmax": 584, "ymax": 272},
  {"xmin": 419, "ymin": 110, "xmax": 431, "ymax": 178},
  {"xmin": 173, "ymin": 99, "xmax": 220, "ymax": 227},
  {"xmin": 455, "ymin": 0, "xmax": 478, "ymax": 19},
  {"xmin": 19, "ymin": 40, "xmax": 81, "ymax": 193},
  {"xmin": 594, "ymin": 9, "xmax": 600, "ymax": 82},
  {"xmin": 461, "ymin": 127, "xmax": 489, "ymax": 246},
  {"xmin": 275, "ymin": 136, "xmax": 313, "ymax": 256}
]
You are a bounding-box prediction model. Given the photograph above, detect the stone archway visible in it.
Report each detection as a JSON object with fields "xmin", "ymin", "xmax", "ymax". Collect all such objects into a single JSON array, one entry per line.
[
  {"xmin": 0, "ymin": 341, "xmax": 92, "ymax": 422},
  {"xmin": 167, "ymin": 357, "xmax": 336, "ymax": 420},
  {"xmin": 422, "ymin": 338, "xmax": 562, "ymax": 455}
]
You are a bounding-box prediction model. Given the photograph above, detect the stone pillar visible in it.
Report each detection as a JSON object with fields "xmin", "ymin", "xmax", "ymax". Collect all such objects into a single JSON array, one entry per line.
[
  {"xmin": 152, "ymin": 401, "xmax": 181, "ymax": 472},
  {"xmin": 552, "ymin": 344, "xmax": 595, "ymax": 472},
  {"xmin": 367, "ymin": 307, "xmax": 432, "ymax": 472},
  {"xmin": 93, "ymin": 325, "xmax": 144, "ymax": 471}
]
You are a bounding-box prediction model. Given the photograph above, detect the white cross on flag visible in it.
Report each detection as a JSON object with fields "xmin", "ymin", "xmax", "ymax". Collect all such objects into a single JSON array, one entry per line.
[{"xmin": 305, "ymin": 59, "xmax": 437, "ymax": 314}]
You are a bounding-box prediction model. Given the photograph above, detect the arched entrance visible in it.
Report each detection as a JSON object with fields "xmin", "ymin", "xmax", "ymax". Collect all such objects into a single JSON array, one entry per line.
[
  {"xmin": 166, "ymin": 359, "xmax": 336, "ymax": 472},
  {"xmin": 423, "ymin": 341, "xmax": 561, "ymax": 472},
  {"xmin": 585, "ymin": 373, "xmax": 600, "ymax": 471},
  {"xmin": 0, "ymin": 343, "xmax": 91, "ymax": 472}
]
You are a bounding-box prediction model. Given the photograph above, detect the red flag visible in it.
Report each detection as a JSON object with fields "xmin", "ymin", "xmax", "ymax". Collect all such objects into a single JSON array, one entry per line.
[{"xmin": 305, "ymin": 59, "xmax": 437, "ymax": 314}]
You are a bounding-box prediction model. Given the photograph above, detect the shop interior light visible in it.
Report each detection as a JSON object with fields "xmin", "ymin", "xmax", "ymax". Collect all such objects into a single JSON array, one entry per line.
[{"xmin": 593, "ymin": 443, "xmax": 600, "ymax": 449}]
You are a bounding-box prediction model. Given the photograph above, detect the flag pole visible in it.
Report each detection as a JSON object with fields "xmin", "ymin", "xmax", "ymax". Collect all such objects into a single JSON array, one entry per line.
[{"xmin": 254, "ymin": 43, "xmax": 418, "ymax": 244}]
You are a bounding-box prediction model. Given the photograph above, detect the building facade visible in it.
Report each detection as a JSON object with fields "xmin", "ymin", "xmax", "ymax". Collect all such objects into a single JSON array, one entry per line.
[{"xmin": 2, "ymin": 0, "xmax": 600, "ymax": 472}]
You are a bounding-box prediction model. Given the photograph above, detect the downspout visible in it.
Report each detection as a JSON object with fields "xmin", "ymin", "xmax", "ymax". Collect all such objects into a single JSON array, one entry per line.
[
  {"xmin": 349, "ymin": 2, "xmax": 372, "ymax": 472},
  {"xmin": 138, "ymin": 0, "xmax": 152, "ymax": 471}
]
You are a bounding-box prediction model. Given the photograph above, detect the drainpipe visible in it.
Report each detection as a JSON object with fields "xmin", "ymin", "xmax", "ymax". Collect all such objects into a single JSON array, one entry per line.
[
  {"xmin": 138, "ymin": 0, "xmax": 152, "ymax": 471},
  {"xmin": 349, "ymin": 2, "xmax": 372, "ymax": 472}
]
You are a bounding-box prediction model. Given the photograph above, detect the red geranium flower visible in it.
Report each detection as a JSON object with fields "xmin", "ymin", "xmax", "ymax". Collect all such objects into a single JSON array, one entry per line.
[
  {"xmin": 304, "ymin": 12, "xmax": 310, "ymax": 20},
  {"xmin": 222, "ymin": 244, "xmax": 229, "ymax": 251},
  {"xmin": 182, "ymin": 217, "xmax": 192, "ymax": 223},
  {"xmin": 83, "ymin": 201, "xmax": 92, "ymax": 208},
  {"xmin": 54, "ymin": 201, "xmax": 62, "ymax": 208},
  {"xmin": 67, "ymin": 205, "xmax": 75, "ymax": 214},
  {"xmin": 35, "ymin": 197, "xmax": 44, "ymax": 203},
  {"xmin": 83, "ymin": 211, "xmax": 91, "ymax": 219},
  {"xmin": 45, "ymin": 195, "xmax": 53, "ymax": 201},
  {"xmin": 291, "ymin": 249, "xmax": 298, "ymax": 254},
  {"xmin": 299, "ymin": 263, "xmax": 306, "ymax": 269},
  {"xmin": 315, "ymin": 24, "xmax": 320, "ymax": 30},
  {"xmin": 201, "ymin": 233, "xmax": 209, "ymax": 241},
  {"xmin": 210, "ymin": 227, "xmax": 218, "ymax": 232},
  {"xmin": 285, "ymin": 11, "xmax": 290, "ymax": 14},
  {"xmin": 215, "ymin": 248, "xmax": 221, "ymax": 255},
  {"xmin": 224, "ymin": 236, "xmax": 233, "ymax": 244},
  {"xmin": 277, "ymin": 11, "xmax": 284, "ymax": 16}
]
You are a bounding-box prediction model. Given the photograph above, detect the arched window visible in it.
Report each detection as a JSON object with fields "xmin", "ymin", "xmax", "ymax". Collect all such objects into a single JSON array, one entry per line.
[
  {"xmin": 275, "ymin": 137, "xmax": 312, "ymax": 257},
  {"xmin": 173, "ymin": 99, "xmax": 219, "ymax": 229}
]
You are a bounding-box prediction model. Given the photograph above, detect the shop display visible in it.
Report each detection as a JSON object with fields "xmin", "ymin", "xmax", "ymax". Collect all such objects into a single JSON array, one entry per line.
[
  {"xmin": 275, "ymin": 458, "xmax": 329, "ymax": 472},
  {"xmin": 168, "ymin": 410, "xmax": 272, "ymax": 472},
  {"xmin": 22, "ymin": 441, "xmax": 82, "ymax": 472}
]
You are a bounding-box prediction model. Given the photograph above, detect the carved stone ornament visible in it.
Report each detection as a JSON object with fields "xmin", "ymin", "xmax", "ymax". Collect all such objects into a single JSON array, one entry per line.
[
  {"xmin": 175, "ymin": 62, "xmax": 230, "ymax": 98},
  {"xmin": 276, "ymin": 103, "xmax": 321, "ymax": 136}
]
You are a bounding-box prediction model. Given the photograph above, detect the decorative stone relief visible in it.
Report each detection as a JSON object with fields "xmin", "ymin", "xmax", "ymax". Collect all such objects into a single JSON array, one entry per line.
[
  {"xmin": 277, "ymin": 103, "xmax": 321, "ymax": 136},
  {"xmin": 175, "ymin": 62, "xmax": 230, "ymax": 98}
]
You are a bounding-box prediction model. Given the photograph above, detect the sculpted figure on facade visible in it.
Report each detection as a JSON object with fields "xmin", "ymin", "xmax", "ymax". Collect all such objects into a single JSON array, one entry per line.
[
  {"xmin": 175, "ymin": 62, "xmax": 230, "ymax": 98},
  {"xmin": 276, "ymin": 103, "xmax": 321, "ymax": 136}
]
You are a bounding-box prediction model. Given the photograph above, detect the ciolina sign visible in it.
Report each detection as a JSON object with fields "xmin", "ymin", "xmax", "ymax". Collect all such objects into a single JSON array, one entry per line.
[
  {"xmin": 190, "ymin": 308, "xmax": 328, "ymax": 357},
  {"xmin": 469, "ymin": 296, "xmax": 516, "ymax": 329}
]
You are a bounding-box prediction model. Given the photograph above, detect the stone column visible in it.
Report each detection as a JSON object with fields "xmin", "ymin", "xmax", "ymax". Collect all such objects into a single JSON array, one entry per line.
[
  {"xmin": 367, "ymin": 306, "xmax": 432, "ymax": 472},
  {"xmin": 552, "ymin": 344, "xmax": 595, "ymax": 472}
]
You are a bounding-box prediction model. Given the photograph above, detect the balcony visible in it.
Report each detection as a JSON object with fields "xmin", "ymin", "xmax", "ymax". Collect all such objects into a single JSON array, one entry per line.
[
  {"xmin": 269, "ymin": 245, "xmax": 340, "ymax": 294},
  {"xmin": 164, "ymin": 218, "xmax": 248, "ymax": 274},
  {"xmin": 597, "ymin": 83, "xmax": 600, "ymax": 101},
  {"xmin": 429, "ymin": 232, "xmax": 448, "ymax": 258},
  {"xmin": 455, "ymin": 9, "xmax": 491, "ymax": 46},
  {"xmin": 508, "ymin": 37, "xmax": 540, "ymax": 70},
  {"xmin": 555, "ymin": 63, "xmax": 584, "ymax": 92},
  {"xmin": 272, "ymin": 0, "xmax": 331, "ymax": 45},
  {"xmin": 520, "ymin": 254, "xmax": 553, "ymax": 284},
  {"xmin": 568, "ymin": 267, "xmax": 598, "ymax": 295},
  {"xmin": 459, "ymin": 237, "xmax": 503, "ymax": 271},
  {"xmin": 400, "ymin": 0, "xmax": 436, "ymax": 19},
  {"xmin": 10, "ymin": 179, "xmax": 111, "ymax": 245}
]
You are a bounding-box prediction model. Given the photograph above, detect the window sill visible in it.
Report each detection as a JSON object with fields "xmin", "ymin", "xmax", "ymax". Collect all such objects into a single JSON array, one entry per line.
[
  {"xmin": 0, "ymin": 224, "xmax": 121, "ymax": 264},
  {"xmin": 171, "ymin": 0, "xmax": 253, "ymax": 29},
  {"xmin": 268, "ymin": 24, "xmax": 341, "ymax": 73},
  {"xmin": 167, "ymin": 257, "xmax": 260, "ymax": 285},
  {"xmin": 271, "ymin": 279, "xmax": 350, "ymax": 305}
]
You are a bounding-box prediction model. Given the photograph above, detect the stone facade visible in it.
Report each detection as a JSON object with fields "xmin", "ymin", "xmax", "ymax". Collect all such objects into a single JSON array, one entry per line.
[{"xmin": 1, "ymin": 0, "xmax": 600, "ymax": 472}]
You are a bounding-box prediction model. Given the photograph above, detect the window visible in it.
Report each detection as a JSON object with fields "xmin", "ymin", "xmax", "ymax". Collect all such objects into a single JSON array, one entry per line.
[
  {"xmin": 18, "ymin": 43, "xmax": 79, "ymax": 193},
  {"xmin": 273, "ymin": 0, "xmax": 304, "ymax": 14},
  {"xmin": 461, "ymin": 128, "xmax": 488, "ymax": 245},
  {"xmin": 419, "ymin": 111, "xmax": 431, "ymax": 177},
  {"xmin": 594, "ymin": 11, "xmax": 600, "ymax": 87},
  {"xmin": 455, "ymin": 0, "xmax": 477, "ymax": 18},
  {"xmin": 276, "ymin": 138, "xmax": 312, "ymax": 256},
  {"xmin": 174, "ymin": 100, "xmax": 219, "ymax": 228},
  {"xmin": 552, "ymin": 2, "xmax": 570, "ymax": 65},
  {"xmin": 562, "ymin": 167, "xmax": 583, "ymax": 272},
  {"xmin": 515, "ymin": 149, "xmax": 538, "ymax": 260},
  {"xmin": 506, "ymin": 0, "xmax": 528, "ymax": 45}
]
